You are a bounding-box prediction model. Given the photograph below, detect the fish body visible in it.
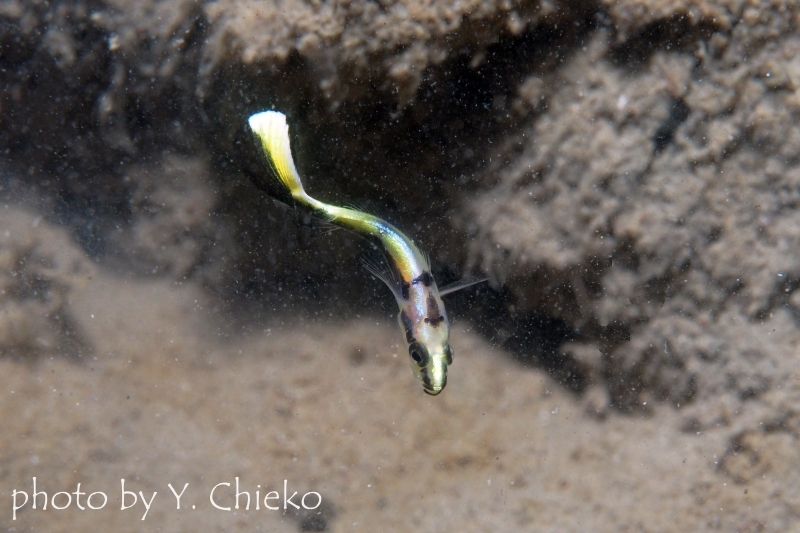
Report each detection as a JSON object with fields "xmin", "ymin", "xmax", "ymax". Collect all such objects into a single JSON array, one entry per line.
[{"xmin": 248, "ymin": 110, "xmax": 480, "ymax": 395}]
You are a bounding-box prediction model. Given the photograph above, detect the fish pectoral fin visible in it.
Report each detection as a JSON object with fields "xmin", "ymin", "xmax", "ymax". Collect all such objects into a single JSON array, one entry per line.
[
  {"xmin": 361, "ymin": 251, "xmax": 403, "ymax": 301},
  {"xmin": 438, "ymin": 275, "xmax": 489, "ymax": 296}
]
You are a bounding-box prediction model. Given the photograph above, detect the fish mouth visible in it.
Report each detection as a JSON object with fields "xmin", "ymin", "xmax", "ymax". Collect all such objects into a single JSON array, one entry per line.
[
  {"xmin": 420, "ymin": 370, "xmax": 446, "ymax": 395},
  {"xmin": 422, "ymin": 380, "xmax": 446, "ymax": 395}
]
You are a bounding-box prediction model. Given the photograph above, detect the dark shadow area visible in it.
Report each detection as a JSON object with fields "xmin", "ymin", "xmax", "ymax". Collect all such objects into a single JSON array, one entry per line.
[
  {"xmin": 285, "ymin": 498, "xmax": 336, "ymax": 532},
  {"xmin": 1, "ymin": 0, "xmax": 209, "ymax": 258},
  {"xmin": 443, "ymin": 280, "xmax": 586, "ymax": 393},
  {"xmin": 608, "ymin": 13, "xmax": 719, "ymax": 70},
  {"xmin": 653, "ymin": 97, "xmax": 691, "ymax": 152},
  {"xmin": 205, "ymin": 8, "xmax": 607, "ymax": 395},
  {"xmin": 220, "ymin": 6, "xmax": 602, "ymax": 309}
]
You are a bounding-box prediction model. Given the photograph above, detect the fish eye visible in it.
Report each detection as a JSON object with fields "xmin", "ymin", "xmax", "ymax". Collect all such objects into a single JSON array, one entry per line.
[
  {"xmin": 444, "ymin": 344, "xmax": 453, "ymax": 365},
  {"xmin": 408, "ymin": 342, "xmax": 429, "ymax": 366}
]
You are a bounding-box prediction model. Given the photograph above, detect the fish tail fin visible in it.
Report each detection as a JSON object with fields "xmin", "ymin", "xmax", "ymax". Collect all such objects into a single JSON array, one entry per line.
[{"xmin": 248, "ymin": 111, "xmax": 309, "ymax": 203}]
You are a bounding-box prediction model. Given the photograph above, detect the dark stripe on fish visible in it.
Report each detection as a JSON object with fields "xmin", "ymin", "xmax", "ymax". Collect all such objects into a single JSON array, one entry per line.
[
  {"xmin": 426, "ymin": 293, "xmax": 440, "ymax": 318},
  {"xmin": 400, "ymin": 310, "xmax": 415, "ymax": 343},
  {"xmin": 421, "ymin": 372, "xmax": 433, "ymax": 390},
  {"xmin": 413, "ymin": 271, "xmax": 434, "ymax": 287},
  {"xmin": 424, "ymin": 293, "xmax": 444, "ymax": 327}
]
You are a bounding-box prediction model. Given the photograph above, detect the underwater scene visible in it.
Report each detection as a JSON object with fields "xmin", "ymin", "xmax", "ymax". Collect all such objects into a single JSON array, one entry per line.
[{"xmin": 2, "ymin": 0, "xmax": 800, "ymax": 531}]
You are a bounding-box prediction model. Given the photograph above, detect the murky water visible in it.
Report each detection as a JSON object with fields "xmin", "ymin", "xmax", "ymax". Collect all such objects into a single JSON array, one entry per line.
[{"xmin": 2, "ymin": 1, "xmax": 800, "ymax": 531}]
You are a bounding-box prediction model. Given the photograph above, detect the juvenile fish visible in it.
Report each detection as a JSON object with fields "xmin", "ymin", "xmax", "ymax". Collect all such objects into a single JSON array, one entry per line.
[{"xmin": 248, "ymin": 111, "xmax": 485, "ymax": 395}]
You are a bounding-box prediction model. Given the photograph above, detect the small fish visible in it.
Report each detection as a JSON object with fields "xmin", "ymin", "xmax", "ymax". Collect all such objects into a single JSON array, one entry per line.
[{"xmin": 248, "ymin": 111, "xmax": 486, "ymax": 395}]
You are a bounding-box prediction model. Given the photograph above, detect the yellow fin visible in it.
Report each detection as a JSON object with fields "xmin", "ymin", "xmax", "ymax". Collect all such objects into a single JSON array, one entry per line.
[{"xmin": 248, "ymin": 111, "xmax": 305, "ymax": 197}]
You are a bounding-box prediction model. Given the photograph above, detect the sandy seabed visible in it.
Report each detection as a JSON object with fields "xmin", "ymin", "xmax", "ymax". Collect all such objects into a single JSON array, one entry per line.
[{"xmin": 0, "ymin": 269, "xmax": 773, "ymax": 532}]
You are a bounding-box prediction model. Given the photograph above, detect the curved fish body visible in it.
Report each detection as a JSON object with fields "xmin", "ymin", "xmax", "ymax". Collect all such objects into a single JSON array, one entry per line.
[{"xmin": 249, "ymin": 111, "xmax": 482, "ymax": 395}]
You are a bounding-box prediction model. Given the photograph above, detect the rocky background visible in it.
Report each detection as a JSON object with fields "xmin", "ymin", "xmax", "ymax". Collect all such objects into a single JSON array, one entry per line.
[{"xmin": 2, "ymin": 0, "xmax": 800, "ymax": 531}]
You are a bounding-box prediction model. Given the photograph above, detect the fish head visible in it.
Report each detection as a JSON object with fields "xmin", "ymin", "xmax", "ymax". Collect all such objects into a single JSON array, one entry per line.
[{"xmin": 406, "ymin": 321, "xmax": 453, "ymax": 395}]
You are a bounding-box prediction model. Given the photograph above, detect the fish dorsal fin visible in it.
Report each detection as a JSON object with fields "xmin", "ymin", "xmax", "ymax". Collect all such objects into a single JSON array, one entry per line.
[
  {"xmin": 344, "ymin": 200, "xmax": 385, "ymax": 220},
  {"xmin": 438, "ymin": 275, "xmax": 489, "ymax": 296}
]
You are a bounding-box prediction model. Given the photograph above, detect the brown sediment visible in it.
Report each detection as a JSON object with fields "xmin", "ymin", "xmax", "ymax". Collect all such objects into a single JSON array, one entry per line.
[{"xmin": 2, "ymin": 0, "xmax": 800, "ymax": 530}]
